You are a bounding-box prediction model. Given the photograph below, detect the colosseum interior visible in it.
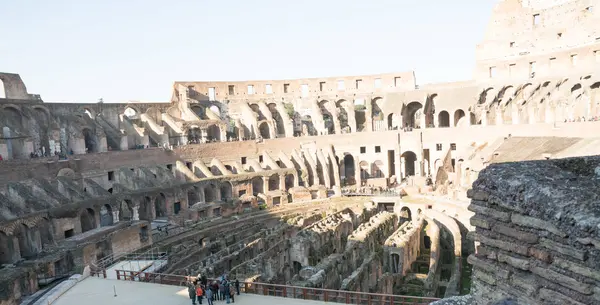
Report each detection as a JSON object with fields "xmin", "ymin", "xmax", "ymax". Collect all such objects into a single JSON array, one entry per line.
[{"xmin": 1, "ymin": 1, "xmax": 600, "ymax": 305}]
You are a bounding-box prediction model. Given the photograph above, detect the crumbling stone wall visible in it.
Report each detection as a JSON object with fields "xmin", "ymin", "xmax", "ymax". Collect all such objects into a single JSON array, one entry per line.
[{"xmin": 465, "ymin": 156, "xmax": 600, "ymax": 305}]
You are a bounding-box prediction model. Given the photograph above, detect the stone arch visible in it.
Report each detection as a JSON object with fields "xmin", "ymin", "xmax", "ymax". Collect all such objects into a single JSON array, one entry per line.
[
  {"xmin": 209, "ymin": 105, "xmax": 221, "ymax": 118},
  {"xmin": 354, "ymin": 99, "xmax": 367, "ymax": 131},
  {"xmin": 301, "ymin": 115, "xmax": 317, "ymax": 136},
  {"xmin": 139, "ymin": 197, "xmax": 153, "ymax": 221},
  {"xmin": 80, "ymin": 208, "xmax": 96, "ymax": 233},
  {"xmin": 250, "ymin": 104, "xmax": 267, "ymax": 121},
  {"xmin": 251, "ymin": 176, "xmax": 264, "ymax": 195},
  {"xmin": 453, "ymin": 109, "xmax": 465, "ymax": 127},
  {"xmin": 371, "ymin": 160, "xmax": 384, "ymax": 178},
  {"xmin": 57, "ymin": 168, "xmax": 76, "ymax": 178},
  {"xmin": 154, "ymin": 193, "xmax": 168, "ymax": 218},
  {"xmin": 399, "ymin": 206, "xmax": 412, "ymax": 225},
  {"xmin": 119, "ymin": 200, "xmax": 134, "ymax": 221},
  {"xmin": 187, "ymin": 188, "xmax": 201, "ymax": 205},
  {"xmin": 99, "ymin": 204, "xmax": 114, "ymax": 227},
  {"xmin": 258, "ymin": 121, "xmax": 270, "ymax": 139},
  {"xmin": 82, "ymin": 128, "xmax": 99, "ymax": 153},
  {"xmin": 1, "ymin": 106, "xmax": 26, "ymax": 159},
  {"xmin": 403, "ymin": 101, "xmax": 423, "ymax": 128},
  {"xmin": 387, "ymin": 113, "xmax": 396, "ymax": 129},
  {"xmin": 124, "ymin": 107, "xmax": 138, "ymax": 118},
  {"xmin": 220, "ymin": 182, "xmax": 233, "ymax": 201},
  {"xmin": 268, "ymin": 174, "xmax": 280, "ymax": 191},
  {"xmin": 359, "ymin": 161, "xmax": 369, "ymax": 180},
  {"xmin": 438, "ymin": 111, "xmax": 450, "ymax": 127},
  {"xmin": 190, "ymin": 104, "xmax": 208, "ymax": 120},
  {"xmin": 285, "ymin": 174, "xmax": 295, "ymax": 190},
  {"xmin": 267, "ymin": 103, "xmax": 286, "ymax": 137},
  {"xmin": 16, "ymin": 224, "xmax": 37, "ymax": 259},
  {"xmin": 318, "ymin": 100, "xmax": 335, "ymax": 134},
  {"xmin": 187, "ymin": 127, "xmax": 202, "ymax": 144},
  {"xmin": 401, "ymin": 151, "xmax": 417, "ymax": 177},
  {"xmin": 343, "ymin": 154, "xmax": 355, "ymax": 185},
  {"xmin": 371, "ymin": 97, "xmax": 384, "ymax": 122},
  {"xmin": 206, "ymin": 124, "xmax": 221, "ymax": 142},
  {"xmin": 469, "ymin": 112, "xmax": 479, "ymax": 125},
  {"xmin": 204, "ymin": 184, "xmax": 217, "ymax": 202},
  {"xmin": 335, "ymin": 99, "xmax": 351, "ymax": 132}
]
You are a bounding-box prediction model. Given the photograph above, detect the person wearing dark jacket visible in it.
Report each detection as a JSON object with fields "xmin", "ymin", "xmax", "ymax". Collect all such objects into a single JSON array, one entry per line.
[
  {"xmin": 205, "ymin": 287, "xmax": 214, "ymax": 305},
  {"xmin": 188, "ymin": 283, "xmax": 197, "ymax": 305},
  {"xmin": 234, "ymin": 278, "xmax": 240, "ymax": 295}
]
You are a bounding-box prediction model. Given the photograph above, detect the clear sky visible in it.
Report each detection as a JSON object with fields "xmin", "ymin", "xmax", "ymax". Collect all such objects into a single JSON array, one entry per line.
[{"xmin": 0, "ymin": 0, "xmax": 497, "ymax": 103}]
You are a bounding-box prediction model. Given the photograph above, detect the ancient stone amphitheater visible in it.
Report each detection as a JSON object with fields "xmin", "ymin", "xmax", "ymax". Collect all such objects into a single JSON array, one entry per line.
[{"xmin": 1, "ymin": 1, "xmax": 600, "ymax": 305}]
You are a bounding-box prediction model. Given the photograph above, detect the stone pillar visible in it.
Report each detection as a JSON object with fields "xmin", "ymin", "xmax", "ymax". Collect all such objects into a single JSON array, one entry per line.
[
  {"xmin": 279, "ymin": 174, "xmax": 286, "ymax": 191},
  {"xmin": 112, "ymin": 210, "xmax": 120, "ymax": 223},
  {"xmin": 481, "ymin": 112, "xmax": 488, "ymax": 126},
  {"xmin": 332, "ymin": 111, "xmax": 341, "ymax": 135},
  {"xmin": 355, "ymin": 157, "xmax": 362, "ymax": 187},
  {"xmin": 400, "ymin": 156, "xmax": 406, "ymax": 179},
  {"xmin": 220, "ymin": 126, "xmax": 227, "ymax": 142},
  {"xmin": 347, "ymin": 106, "xmax": 357, "ymax": 133},
  {"xmin": 201, "ymin": 129, "xmax": 208, "ymax": 143},
  {"xmin": 512, "ymin": 104, "xmax": 520, "ymax": 124},
  {"xmin": 262, "ymin": 176, "xmax": 269, "ymax": 194},
  {"xmin": 133, "ymin": 207, "xmax": 140, "ymax": 221},
  {"xmin": 365, "ymin": 97, "xmax": 373, "ymax": 132},
  {"xmin": 394, "ymin": 149, "xmax": 401, "ymax": 181},
  {"xmin": 495, "ymin": 110, "xmax": 503, "ymax": 125}
]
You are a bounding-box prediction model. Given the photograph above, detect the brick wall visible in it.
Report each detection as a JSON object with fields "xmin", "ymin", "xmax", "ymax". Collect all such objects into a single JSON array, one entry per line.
[{"xmin": 465, "ymin": 156, "xmax": 600, "ymax": 305}]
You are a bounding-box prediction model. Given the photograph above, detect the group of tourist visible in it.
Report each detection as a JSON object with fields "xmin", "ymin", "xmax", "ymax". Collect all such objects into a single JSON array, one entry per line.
[{"xmin": 188, "ymin": 274, "xmax": 240, "ymax": 305}]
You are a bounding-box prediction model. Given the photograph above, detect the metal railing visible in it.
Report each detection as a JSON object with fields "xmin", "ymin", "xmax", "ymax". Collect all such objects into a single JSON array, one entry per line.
[{"xmin": 114, "ymin": 270, "xmax": 439, "ymax": 305}]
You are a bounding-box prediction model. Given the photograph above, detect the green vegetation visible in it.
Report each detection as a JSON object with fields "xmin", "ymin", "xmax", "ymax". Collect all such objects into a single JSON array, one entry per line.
[{"xmin": 284, "ymin": 103, "xmax": 295, "ymax": 119}]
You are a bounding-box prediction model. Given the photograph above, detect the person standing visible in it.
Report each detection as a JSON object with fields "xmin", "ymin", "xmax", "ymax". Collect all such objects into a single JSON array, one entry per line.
[
  {"xmin": 205, "ymin": 286, "xmax": 214, "ymax": 305},
  {"xmin": 224, "ymin": 280, "xmax": 231, "ymax": 304},
  {"xmin": 234, "ymin": 278, "xmax": 240, "ymax": 295},
  {"xmin": 188, "ymin": 283, "xmax": 197, "ymax": 305},
  {"xmin": 229, "ymin": 284, "xmax": 235, "ymax": 303},
  {"xmin": 196, "ymin": 284, "xmax": 204, "ymax": 304}
]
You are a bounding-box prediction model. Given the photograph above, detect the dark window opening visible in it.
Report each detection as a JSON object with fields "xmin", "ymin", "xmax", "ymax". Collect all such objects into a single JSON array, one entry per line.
[
  {"xmin": 436, "ymin": 144, "xmax": 442, "ymax": 151},
  {"xmin": 450, "ymin": 143, "xmax": 456, "ymax": 151},
  {"xmin": 239, "ymin": 190, "xmax": 247, "ymax": 197},
  {"xmin": 241, "ymin": 157, "xmax": 247, "ymax": 164},
  {"xmin": 186, "ymin": 162, "xmax": 193, "ymax": 170},
  {"xmin": 360, "ymin": 147, "xmax": 366, "ymax": 154},
  {"xmin": 167, "ymin": 164, "xmax": 173, "ymax": 171},
  {"xmin": 259, "ymin": 155, "xmax": 263, "ymax": 163},
  {"xmin": 375, "ymin": 146, "xmax": 381, "ymax": 153},
  {"xmin": 228, "ymin": 85, "xmax": 235, "ymax": 95},
  {"xmin": 108, "ymin": 171, "xmax": 115, "ymax": 181},
  {"xmin": 173, "ymin": 202, "xmax": 181, "ymax": 215},
  {"xmin": 64, "ymin": 229, "xmax": 75, "ymax": 239},
  {"xmin": 283, "ymin": 84, "xmax": 290, "ymax": 93}
]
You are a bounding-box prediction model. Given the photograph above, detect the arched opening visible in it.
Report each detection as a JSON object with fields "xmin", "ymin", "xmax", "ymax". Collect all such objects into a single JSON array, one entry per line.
[
  {"xmin": 268, "ymin": 174, "xmax": 280, "ymax": 191},
  {"xmin": 371, "ymin": 97, "xmax": 384, "ymax": 122},
  {"xmin": 191, "ymin": 105, "xmax": 208, "ymax": 120},
  {"xmin": 391, "ymin": 253, "xmax": 400, "ymax": 273},
  {"xmin": 206, "ymin": 125, "xmax": 221, "ymax": 142},
  {"xmin": 293, "ymin": 261, "xmax": 303, "ymax": 274},
  {"xmin": 99, "ymin": 204, "xmax": 114, "ymax": 227},
  {"xmin": 354, "ymin": 99, "xmax": 366, "ymax": 131},
  {"xmin": 285, "ymin": 174, "xmax": 295, "ymax": 190},
  {"xmin": 301, "ymin": 115, "xmax": 317, "ymax": 136},
  {"xmin": 251, "ymin": 176, "xmax": 264, "ymax": 195},
  {"xmin": 469, "ymin": 112, "xmax": 479, "ymax": 125},
  {"xmin": 437, "ymin": 111, "xmax": 450, "ymax": 127},
  {"xmin": 204, "ymin": 184, "xmax": 217, "ymax": 202},
  {"xmin": 371, "ymin": 160, "xmax": 384, "ymax": 178},
  {"xmin": 154, "ymin": 193, "xmax": 168, "ymax": 218},
  {"xmin": 318, "ymin": 100, "xmax": 335, "ymax": 134},
  {"xmin": 0, "ymin": 79, "xmax": 5, "ymax": 98},
  {"xmin": 1, "ymin": 107, "xmax": 25, "ymax": 159},
  {"xmin": 188, "ymin": 189, "xmax": 201, "ymax": 205},
  {"xmin": 32, "ymin": 107, "xmax": 51, "ymax": 157},
  {"xmin": 401, "ymin": 151, "xmax": 417, "ymax": 177},
  {"xmin": 258, "ymin": 122, "xmax": 270, "ymax": 139},
  {"xmin": 399, "ymin": 206, "xmax": 412, "ymax": 225},
  {"xmin": 359, "ymin": 161, "xmax": 370, "ymax": 180},
  {"xmin": 209, "ymin": 105, "xmax": 221, "ymax": 118},
  {"xmin": 187, "ymin": 127, "xmax": 201, "ymax": 144},
  {"xmin": 80, "ymin": 208, "xmax": 96, "ymax": 233},
  {"xmin": 17, "ymin": 224, "xmax": 36, "ymax": 259},
  {"xmin": 250, "ymin": 104, "xmax": 267, "ymax": 121},
  {"xmin": 268, "ymin": 103, "xmax": 286, "ymax": 137},
  {"xmin": 387, "ymin": 113, "xmax": 396, "ymax": 130},
  {"xmin": 124, "ymin": 107, "xmax": 137, "ymax": 118},
  {"xmin": 119, "ymin": 200, "xmax": 134, "ymax": 221},
  {"xmin": 220, "ymin": 182, "xmax": 232, "ymax": 201},
  {"xmin": 453, "ymin": 109, "xmax": 465, "ymax": 127},
  {"xmin": 343, "ymin": 154, "xmax": 355, "ymax": 185},
  {"xmin": 139, "ymin": 197, "xmax": 153, "ymax": 221},
  {"xmin": 336, "ymin": 100, "xmax": 351, "ymax": 133},
  {"xmin": 82, "ymin": 128, "xmax": 98, "ymax": 153},
  {"xmin": 403, "ymin": 102, "xmax": 423, "ymax": 128}
]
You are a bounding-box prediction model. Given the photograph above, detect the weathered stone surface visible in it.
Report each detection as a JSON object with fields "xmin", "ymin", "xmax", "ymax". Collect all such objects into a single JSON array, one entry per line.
[
  {"xmin": 497, "ymin": 253, "xmax": 530, "ymax": 271},
  {"xmin": 467, "ymin": 255, "xmax": 510, "ymax": 279},
  {"xmin": 540, "ymin": 238, "xmax": 587, "ymax": 261},
  {"xmin": 552, "ymin": 257, "xmax": 600, "ymax": 281},
  {"xmin": 528, "ymin": 247, "xmax": 552, "ymax": 263},
  {"xmin": 510, "ymin": 274, "xmax": 538, "ymax": 296},
  {"xmin": 538, "ymin": 288, "xmax": 586, "ymax": 305},
  {"xmin": 475, "ymin": 233, "xmax": 529, "ymax": 255},
  {"xmin": 468, "ymin": 203, "xmax": 511, "ymax": 222},
  {"xmin": 492, "ymin": 223, "xmax": 538, "ymax": 244},
  {"xmin": 510, "ymin": 213, "xmax": 567, "ymax": 238},
  {"xmin": 531, "ymin": 267, "xmax": 593, "ymax": 295},
  {"xmin": 466, "ymin": 189, "xmax": 488, "ymax": 201},
  {"xmin": 470, "ymin": 216, "xmax": 491, "ymax": 229},
  {"xmin": 576, "ymin": 237, "xmax": 600, "ymax": 250},
  {"xmin": 472, "ymin": 269, "xmax": 496, "ymax": 285}
]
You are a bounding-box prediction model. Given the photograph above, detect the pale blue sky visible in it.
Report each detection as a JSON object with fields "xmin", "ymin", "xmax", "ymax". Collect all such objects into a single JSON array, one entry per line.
[{"xmin": 0, "ymin": 0, "xmax": 497, "ymax": 103}]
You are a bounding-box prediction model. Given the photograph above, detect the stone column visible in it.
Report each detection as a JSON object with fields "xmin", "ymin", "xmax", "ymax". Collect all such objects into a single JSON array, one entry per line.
[
  {"xmin": 495, "ymin": 110, "xmax": 503, "ymax": 126},
  {"xmin": 133, "ymin": 206, "xmax": 140, "ymax": 221},
  {"xmin": 279, "ymin": 174, "xmax": 286, "ymax": 191},
  {"xmin": 394, "ymin": 149, "xmax": 401, "ymax": 181},
  {"xmin": 262, "ymin": 176, "xmax": 269, "ymax": 194},
  {"xmin": 355, "ymin": 157, "xmax": 362, "ymax": 187},
  {"xmin": 112, "ymin": 210, "xmax": 120, "ymax": 223},
  {"xmin": 201, "ymin": 129, "xmax": 208, "ymax": 143},
  {"xmin": 365, "ymin": 97, "xmax": 373, "ymax": 132},
  {"xmin": 220, "ymin": 126, "xmax": 227, "ymax": 142}
]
